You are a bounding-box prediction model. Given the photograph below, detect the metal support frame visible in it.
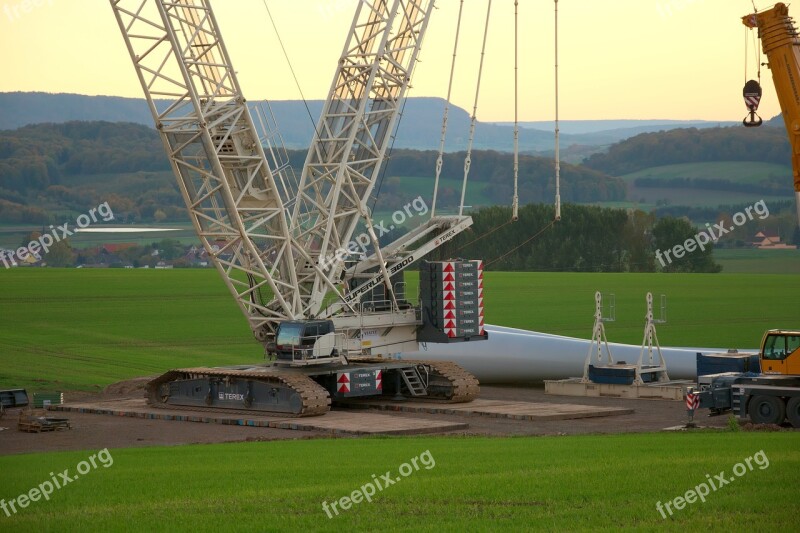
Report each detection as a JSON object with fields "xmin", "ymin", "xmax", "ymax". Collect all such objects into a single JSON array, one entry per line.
[
  {"xmin": 581, "ymin": 292, "xmax": 615, "ymax": 383},
  {"xmin": 635, "ymin": 292, "xmax": 670, "ymax": 385}
]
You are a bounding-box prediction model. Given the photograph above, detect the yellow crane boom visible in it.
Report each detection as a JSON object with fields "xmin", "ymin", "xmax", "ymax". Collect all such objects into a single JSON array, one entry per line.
[{"xmin": 744, "ymin": 3, "xmax": 800, "ymax": 224}]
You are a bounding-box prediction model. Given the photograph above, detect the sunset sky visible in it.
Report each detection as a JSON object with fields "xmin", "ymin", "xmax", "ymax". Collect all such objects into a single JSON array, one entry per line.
[{"xmin": 0, "ymin": 0, "xmax": 784, "ymax": 123}]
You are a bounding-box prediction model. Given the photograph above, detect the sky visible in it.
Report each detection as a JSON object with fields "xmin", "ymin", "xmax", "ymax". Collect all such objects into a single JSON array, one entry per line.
[{"xmin": 0, "ymin": 0, "xmax": 783, "ymax": 123}]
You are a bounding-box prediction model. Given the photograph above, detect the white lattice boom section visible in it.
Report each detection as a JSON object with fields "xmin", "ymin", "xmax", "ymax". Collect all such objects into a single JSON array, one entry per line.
[
  {"xmin": 291, "ymin": 0, "xmax": 436, "ymax": 316},
  {"xmin": 110, "ymin": 0, "xmax": 304, "ymax": 340}
]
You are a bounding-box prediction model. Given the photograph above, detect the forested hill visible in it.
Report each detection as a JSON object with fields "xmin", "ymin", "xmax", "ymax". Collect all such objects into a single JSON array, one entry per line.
[
  {"xmin": 0, "ymin": 121, "xmax": 624, "ymax": 223},
  {"xmin": 583, "ymin": 126, "xmax": 790, "ymax": 176},
  {"xmin": 0, "ymin": 121, "xmax": 169, "ymax": 192}
]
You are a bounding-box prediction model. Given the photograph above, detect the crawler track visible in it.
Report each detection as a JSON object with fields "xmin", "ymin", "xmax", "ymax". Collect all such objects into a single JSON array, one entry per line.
[
  {"xmin": 146, "ymin": 368, "xmax": 331, "ymax": 417},
  {"xmin": 421, "ymin": 360, "xmax": 481, "ymax": 403}
]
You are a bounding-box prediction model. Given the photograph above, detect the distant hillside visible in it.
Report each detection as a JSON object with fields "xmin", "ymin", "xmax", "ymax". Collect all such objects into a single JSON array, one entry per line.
[
  {"xmin": 503, "ymin": 120, "xmax": 738, "ymax": 135},
  {"xmin": 4, "ymin": 92, "xmax": 748, "ymax": 155},
  {"xmin": 577, "ymin": 123, "xmax": 798, "ymax": 232},
  {"xmin": 0, "ymin": 92, "xmax": 584, "ymax": 153}
]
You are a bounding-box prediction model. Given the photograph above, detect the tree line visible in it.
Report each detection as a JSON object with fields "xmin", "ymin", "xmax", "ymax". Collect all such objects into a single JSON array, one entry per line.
[{"xmin": 428, "ymin": 203, "xmax": 721, "ymax": 273}]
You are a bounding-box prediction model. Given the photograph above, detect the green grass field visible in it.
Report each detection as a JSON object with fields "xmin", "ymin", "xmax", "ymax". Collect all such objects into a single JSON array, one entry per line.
[
  {"xmin": 618, "ymin": 162, "xmax": 792, "ymax": 185},
  {"xmin": 1, "ymin": 269, "xmax": 798, "ymax": 392},
  {"xmin": 714, "ymin": 248, "xmax": 800, "ymax": 274},
  {"xmin": 0, "ymin": 433, "xmax": 797, "ymax": 531},
  {"xmin": 384, "ymin": 176, "xmax": 491, "ymax": 210},
  {"xmin": 616, "ymin": 161, "xmax": 793, "ymax": 208}
]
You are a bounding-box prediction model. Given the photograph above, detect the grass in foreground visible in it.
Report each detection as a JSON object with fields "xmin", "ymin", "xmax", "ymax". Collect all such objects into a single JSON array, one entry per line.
[
  {"xmin": 0, "ymin": 433, "xmax": 797, "ymax": 531},
  {"xmin": 1, "ymin": 269, "xmax": 798, "ymax": 392}
]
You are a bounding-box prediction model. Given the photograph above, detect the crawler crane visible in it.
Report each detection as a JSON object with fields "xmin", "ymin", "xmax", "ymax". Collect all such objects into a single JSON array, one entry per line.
[{"xmin": 110, "ymin": 0, "xmax": 486, "ymax": 416}]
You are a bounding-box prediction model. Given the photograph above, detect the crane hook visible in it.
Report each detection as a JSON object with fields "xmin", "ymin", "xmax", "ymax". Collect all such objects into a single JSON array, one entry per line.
[{"xmin": 743, "ymin": 79, "xmax": 763, "ymax": 127}]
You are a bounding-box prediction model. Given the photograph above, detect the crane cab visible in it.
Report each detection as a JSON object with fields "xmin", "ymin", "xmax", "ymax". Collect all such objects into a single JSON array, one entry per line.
[
  {"xmin": 760, "ymin": 329, "xmax": 800, "ymax": 375},
  {"xmin": 268, "ymin": 320, "xmax": 339, "ymax": 365}
]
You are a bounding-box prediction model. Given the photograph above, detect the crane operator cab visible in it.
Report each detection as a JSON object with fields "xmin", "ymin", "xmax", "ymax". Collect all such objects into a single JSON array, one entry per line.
[
  {"xmin": 267, "ymin": 320, "xmax": 341, "ymax": 365},
  {"xmin": 760, "ymin": 330, "xmax": 800, "ymax": 375}
]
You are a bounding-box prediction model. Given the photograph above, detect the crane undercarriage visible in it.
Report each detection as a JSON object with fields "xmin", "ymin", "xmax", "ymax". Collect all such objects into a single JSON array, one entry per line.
[{"xmin": 146, "ymin": 359, "xmax": 480, "ymax": 417}]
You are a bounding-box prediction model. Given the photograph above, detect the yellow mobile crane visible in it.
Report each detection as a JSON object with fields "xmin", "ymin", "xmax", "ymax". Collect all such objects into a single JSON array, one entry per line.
[
  {"xmin": 694, "ymin": 5, "xmax": 800, "ymax": 427},
  {"xmin": 743, "ymin": 2, "xmax": 800, "ymax": 225}
]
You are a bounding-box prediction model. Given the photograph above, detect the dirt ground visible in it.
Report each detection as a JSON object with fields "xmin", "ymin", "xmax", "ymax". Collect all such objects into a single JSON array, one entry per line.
[{"xmin": 0, "ymin": 379, "xmax": 750, "ymax": 456}]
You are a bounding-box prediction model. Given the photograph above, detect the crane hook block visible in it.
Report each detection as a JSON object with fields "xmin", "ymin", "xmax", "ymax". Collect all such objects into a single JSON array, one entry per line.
[
  {"xmin": 743, "ymin": 80, "xmax": 763, "ymax": 110},
  {"xmin": 743, "ymin": 80, "xmax": 763, "ymax": 127}
]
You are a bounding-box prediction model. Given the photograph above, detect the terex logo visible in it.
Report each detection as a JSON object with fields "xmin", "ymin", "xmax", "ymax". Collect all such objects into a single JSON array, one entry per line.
[
  {"xmin": 439, "ymin": 228, "xmax": 458, "ymax": 243},
  {"xmin": 218, "ymin": 392, "xmax": 245, "ymax": 401}
]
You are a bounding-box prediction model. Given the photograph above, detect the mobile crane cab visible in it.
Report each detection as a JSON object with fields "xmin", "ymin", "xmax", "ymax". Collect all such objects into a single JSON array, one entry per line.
[{"xmin": 760, "ymin": 329, "xmax": 800, "ymax": 375}]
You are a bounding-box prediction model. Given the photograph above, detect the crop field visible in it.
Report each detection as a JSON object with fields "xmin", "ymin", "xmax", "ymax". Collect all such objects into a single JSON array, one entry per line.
[
  {"xmin": 617, "ymin": 162, "xmax": 792, "ymax": 185},
  {"xmin": 617, "ymin": 162, "xmax": 793, "ymax": 208},
  {"xmin": 384, "ymin": 176, "xmax": 491, "ymax": 209},
  {"xmin": 714, "ymin": 248, "xmax": 800, "ymax": 274},
  {"xmin": 1, "ymin": 269, "xmax": 798, "ymax": 392},
  {"xmin": 0, "ymin": 269, "xmax": 798, "ymax": 531},
  {"xmin": 0, "ymin": 433, "xmax": 797, "ymax": 530},
  {"xmin": 0, "ymin": 269, "xmax": 253, "ymax": 391}
]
